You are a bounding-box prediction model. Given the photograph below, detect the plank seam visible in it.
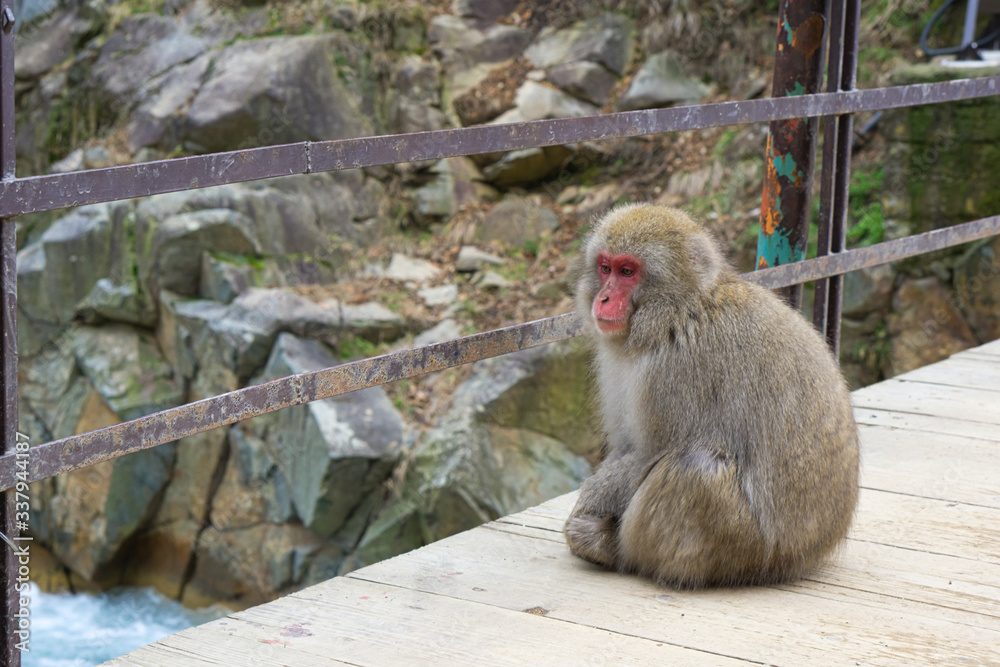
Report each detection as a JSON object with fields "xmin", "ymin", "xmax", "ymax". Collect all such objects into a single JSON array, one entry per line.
[
  {"xmin": 851, "ymin": 404, "xmax": 1000, "ymax": 427},
  {"xmin": 848, "ymin": 537, "xmax": 999, "ymax": 566}
]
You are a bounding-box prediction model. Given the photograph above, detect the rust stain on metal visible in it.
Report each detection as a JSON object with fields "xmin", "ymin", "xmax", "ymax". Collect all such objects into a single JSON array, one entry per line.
[{"xmin": 792, "ymin": 14, "xmax": 824, "ymax": 57}]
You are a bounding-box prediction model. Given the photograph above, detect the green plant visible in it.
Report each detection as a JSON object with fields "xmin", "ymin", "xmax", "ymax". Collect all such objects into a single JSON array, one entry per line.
[
  {"xmin": 500, "ymin": 259, "xmax": 529, "ymax": 282},
  {"xmin": 382, "ymin": 290, "xmax": 409, "ymax": 313},
  {"xmin": 338, "ymin": 335, "xmax": 379, "ymax": 361},
  {"xmin": 853, "ymin": 320, "xmax": 891, "ymax": 377},
  {"xmin": 846, "ymin": 168, "xmax": 886, "ymax": 247},
  {"xmin": 714, "ymin": 129, "xmax": 739, "ymax": 156},
  {"xmin": 847, "ymin": 203, "xmax": 885, "ymax": 247},
  {"xmin": 457, "ymin": 299, "xmax": 479, "ymax": 316}
]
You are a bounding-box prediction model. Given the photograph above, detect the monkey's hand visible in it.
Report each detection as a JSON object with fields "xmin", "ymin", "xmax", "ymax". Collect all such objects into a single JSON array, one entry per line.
[
  {"xmin": 564, "ymin": 515, "xmax": 618, "ymax": 569},
  {"xmin": 572, "ymin": 446, "xmax": 647, "ymax": 518}
]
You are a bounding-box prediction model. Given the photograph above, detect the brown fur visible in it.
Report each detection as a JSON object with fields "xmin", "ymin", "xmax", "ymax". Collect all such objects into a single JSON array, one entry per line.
[{"xmin": 564, "ymin": 204, "xmax": 860, "ymax": 588}]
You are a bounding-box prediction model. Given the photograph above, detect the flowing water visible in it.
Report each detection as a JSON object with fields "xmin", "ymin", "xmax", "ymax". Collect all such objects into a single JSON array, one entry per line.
[{"xmin": 21, "ymin": 583, "xmax": 227, "ymax": 667}]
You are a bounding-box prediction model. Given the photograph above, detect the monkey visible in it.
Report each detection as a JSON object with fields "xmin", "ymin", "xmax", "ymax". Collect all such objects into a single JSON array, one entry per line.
[{"xmin": 564, "ymin": 203, "xmax": 859, "ymax": 588}]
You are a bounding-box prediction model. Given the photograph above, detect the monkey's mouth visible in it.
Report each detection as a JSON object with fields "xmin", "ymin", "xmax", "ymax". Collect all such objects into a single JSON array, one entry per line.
[{"xmin": 595, "ymin": 317, "xmax": 628, "ymax": 333}]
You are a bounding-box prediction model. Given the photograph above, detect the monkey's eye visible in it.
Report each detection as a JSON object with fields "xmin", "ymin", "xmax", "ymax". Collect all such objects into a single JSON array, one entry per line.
[
  {"xmin": 599, "ymin": 264, "xmax": 611, "ymax": 274},
  {"xmin": 620, "ymin": 268, "xmax": 634, "ymax": 277}
]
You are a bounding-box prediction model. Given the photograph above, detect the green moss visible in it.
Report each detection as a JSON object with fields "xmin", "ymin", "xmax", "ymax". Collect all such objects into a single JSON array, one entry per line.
[
  {"xmin": 338, "ymin": 335, "xmax": 381, "ymax": 361},
  {"xmin": 381, "ymin": 290, "xmax": 409, "ymax": 313},
  {"xmin": 500, "ymin": 260, "xmax": 529, "ymax": 282}
]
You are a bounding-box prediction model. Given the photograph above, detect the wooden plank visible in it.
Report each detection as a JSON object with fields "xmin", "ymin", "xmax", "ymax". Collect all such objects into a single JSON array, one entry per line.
[
  {"xmin": 481, "ymin": 522, "xmax": 1000, "ymax": 628},
  {"xmin": 858, "ymin": 424, "xmax": 1000, "ymax": 507},
  {"xmin": 850, "ymin": 488, "xmax": 1000, "ymax": 565},
  {"xmin": 855, "ymin": 407, "xmax": 1000, "ymax": 441},
  {"xmin": 104, "ymin": 614, "xmax": 357, "ymax": 666},
  {"xmin": 852, "ymin": 380, "xmax": 1000, "ymax": 424},
  {"xmin": 117, "ymin": 576, "xmax": 746, "ymax": 667},
  {"xmin": 804, "ymin": 538, "xmax": 1000, "ymax": 622},
  {"xmin": 348, "ymin": 523, "xmax": 1000, "ymax": 666},
  {"xmin": 893, "ymin": 355, "xmax": 1000, "ymax": 392},
  {"xmin": 487, "ymin": 491, "xmax": 1000, "ymax": 622}
]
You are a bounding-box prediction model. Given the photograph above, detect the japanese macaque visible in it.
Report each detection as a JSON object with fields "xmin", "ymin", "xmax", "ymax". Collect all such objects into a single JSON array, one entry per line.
[{"xmin": 565, "ymin": 204, "xmax": 859, "ymax": 588}]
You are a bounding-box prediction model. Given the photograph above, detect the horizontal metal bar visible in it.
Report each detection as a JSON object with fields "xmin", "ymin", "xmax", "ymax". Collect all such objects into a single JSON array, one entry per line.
[
  {"xmin": 1, "ymin": 313, "xmax": 582, "ymax": 490},
  {"xmin": 1, "ymin": 77, "xmax": 998, "ymax": 218},
  {"xmin": 6, "ymin": 213, "xmax": 998, "ymax": 490},
  {"xmin": 747, "ymin": 214, "xmax": 1000, "ymax": 289}
]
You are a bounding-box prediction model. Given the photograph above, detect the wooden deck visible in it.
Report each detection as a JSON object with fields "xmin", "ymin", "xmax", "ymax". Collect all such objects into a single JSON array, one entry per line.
[{"xmin": 108, "ymin": 340, "xmax": 1000, "ymax": 666}]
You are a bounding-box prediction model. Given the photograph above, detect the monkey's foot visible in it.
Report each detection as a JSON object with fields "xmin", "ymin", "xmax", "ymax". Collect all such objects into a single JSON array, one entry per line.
[{"xmin": 564, "ymin": 515, "xmax": 618, "ymax": 569}]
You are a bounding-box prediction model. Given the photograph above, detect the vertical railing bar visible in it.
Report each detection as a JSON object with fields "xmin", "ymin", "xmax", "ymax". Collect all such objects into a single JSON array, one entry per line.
[
  {"xmin": 825, "ymin": 0, "xmax": 862, "ymax": 356},
  {"xmin": 812, "ymin": 0, "xmax": 846, "ymax": 336},
  {"xmin": 0, "ymin": 0, "xmax": 19, "ymax": 664}
]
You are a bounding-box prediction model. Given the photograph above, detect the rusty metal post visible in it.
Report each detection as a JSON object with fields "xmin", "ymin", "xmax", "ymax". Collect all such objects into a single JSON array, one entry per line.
[
  {"xmin": 0, "ymin": 1, "xmax": 19, "ymax": 665},
  {"xmin": 757, "ymin": 0, "xmax": 828, "ymax": 308}
]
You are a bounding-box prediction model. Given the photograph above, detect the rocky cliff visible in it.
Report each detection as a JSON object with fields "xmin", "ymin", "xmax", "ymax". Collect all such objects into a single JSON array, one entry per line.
[{"xmin": 15, "ymin": 0, "xmax": 999, "ymax": 608}]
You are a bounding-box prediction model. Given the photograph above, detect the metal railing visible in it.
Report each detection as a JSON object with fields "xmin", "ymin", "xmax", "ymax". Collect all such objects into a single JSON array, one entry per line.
[{"xmin": 0, "ymin": 0, "xmax": 998, "ymax": 664}]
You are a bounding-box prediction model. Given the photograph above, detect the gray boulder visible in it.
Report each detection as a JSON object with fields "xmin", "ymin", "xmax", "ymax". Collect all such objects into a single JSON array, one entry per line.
[
  {"xmin": 429, "ymin": 15, "xmax": 532, "ymax": 115},
  {"xmin": 28, "ymin": 325, "xmax": 183, "ymax": 583},
  {"xmin": 181, "ymin": 34, "xmax": 371, "ymax": 152},
  {"xmin": 954, "ymin": 236, "xmax": 1000, "ymax": 342},
  {"xmin": 246, "ymin": 334, "xmax": 404, "ymax": 540},
  {"xmin": 34, "ymin": 440, "xmax": 178, "ymax": 583},
  {"xmin": 356, "ymin": 341, "xmax": 593, "ymax": 567},
  {"xmin": 168, "ymin": 288, "xmax": 340, "ymax": 380},
  {"xmin": 453, "ymin": 0, "xmax": 519, "ymax": 28},
  {"xmin": 492, "ymin": 80, "xmax": 600, "ymax": 124},
  {"xmin": 618, "ymin": 51, "xmax": 712, "ymax": 111},
  {"xmin": 17, "ymin": 202, "xmax": 145, "ymax": 355},
  {"xmin": 525, "ymin": 13, "xmax": 633, "ymax": 75},
  {"xmin": 120, "ymin": 412, "xmax": 230, "ymax": 598},
  {"xmin": 91, "ymin": 13, "xmax": 209, "ymax": 106},
  {"xmin": 127, "ymin": 53, "xmax": 213, "ymax": 152},
  {"xmin": 389, "ymin": 56, "xmax": 445, "ymax": 134},
  {"xmin": 139, "ymin": 208, "xmax": 262, "ymax": 298},
  {"xmin": 339, "ymin": 301, "xmax": 406, "ymax": 343},
  {"xmin": 475, "ymin": 196, "xmax": 560, "ymax": 246},
  {"xmin": 14, "ymin": 9, "xmax": 93, "ymax": 82},
  {"xmin": 413, "ymin": 318, "xmax": 463, "ymax": 347},
  {"xmin": 70, "ymin": 325, "xmax": 185, "ymax": 421},
  {"xmin": 411, "ymin": 157, "xmax": 495, "ymax": 225},
  {"xmin": 482, "ymin": 82, "xmax": 598, "ymax": 186},
  {"xmin": 183, "ymin": 519, "xmax": 335, "ymax": 608},
  {"xmin": 455, "ymin": 245, "xmax": 504, "ymax": 272},
  {"xmin": 547, "ymin": 60, "xmax": 617, "ymax": 106},
  {"xmin": 199, "ymin": 252, "xmax": 339, "ymax": 304},
  {"xmin": 842, "ymin": 264, "xmax": 895, "ymax": 319},
  {"xmin": 888, "ymin": 277, "xmax": 977, "ymax": 376},
  {"xmin": 135, "ymin": 171, "xmax": 389, "ymax": 257},
  {"xmin": 385, "ymin": 253, "xmax": 441, "ymax": 283}
]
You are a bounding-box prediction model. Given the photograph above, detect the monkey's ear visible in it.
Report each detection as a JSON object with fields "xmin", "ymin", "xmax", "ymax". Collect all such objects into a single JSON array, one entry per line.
[{"xmin": 687, "ymin": 233, "xmax": 723, "ymax": 291}]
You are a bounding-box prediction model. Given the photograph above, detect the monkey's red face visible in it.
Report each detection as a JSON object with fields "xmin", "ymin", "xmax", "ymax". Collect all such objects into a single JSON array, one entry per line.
[{"xmin": 593, "ymin": 251, "xmax": 643, "ymax": 334}]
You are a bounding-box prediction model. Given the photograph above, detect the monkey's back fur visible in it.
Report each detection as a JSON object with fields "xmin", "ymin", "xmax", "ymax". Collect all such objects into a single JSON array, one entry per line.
[{"xmin": 565, "ymin": 204, "xmax": 860, "ymax": 588}]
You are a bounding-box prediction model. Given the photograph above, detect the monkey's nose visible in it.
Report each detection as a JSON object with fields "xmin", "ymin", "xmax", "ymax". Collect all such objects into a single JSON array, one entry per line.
[{"xmin": 600, "ymin": 296, "xmax": 610, "ymax": 303}]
